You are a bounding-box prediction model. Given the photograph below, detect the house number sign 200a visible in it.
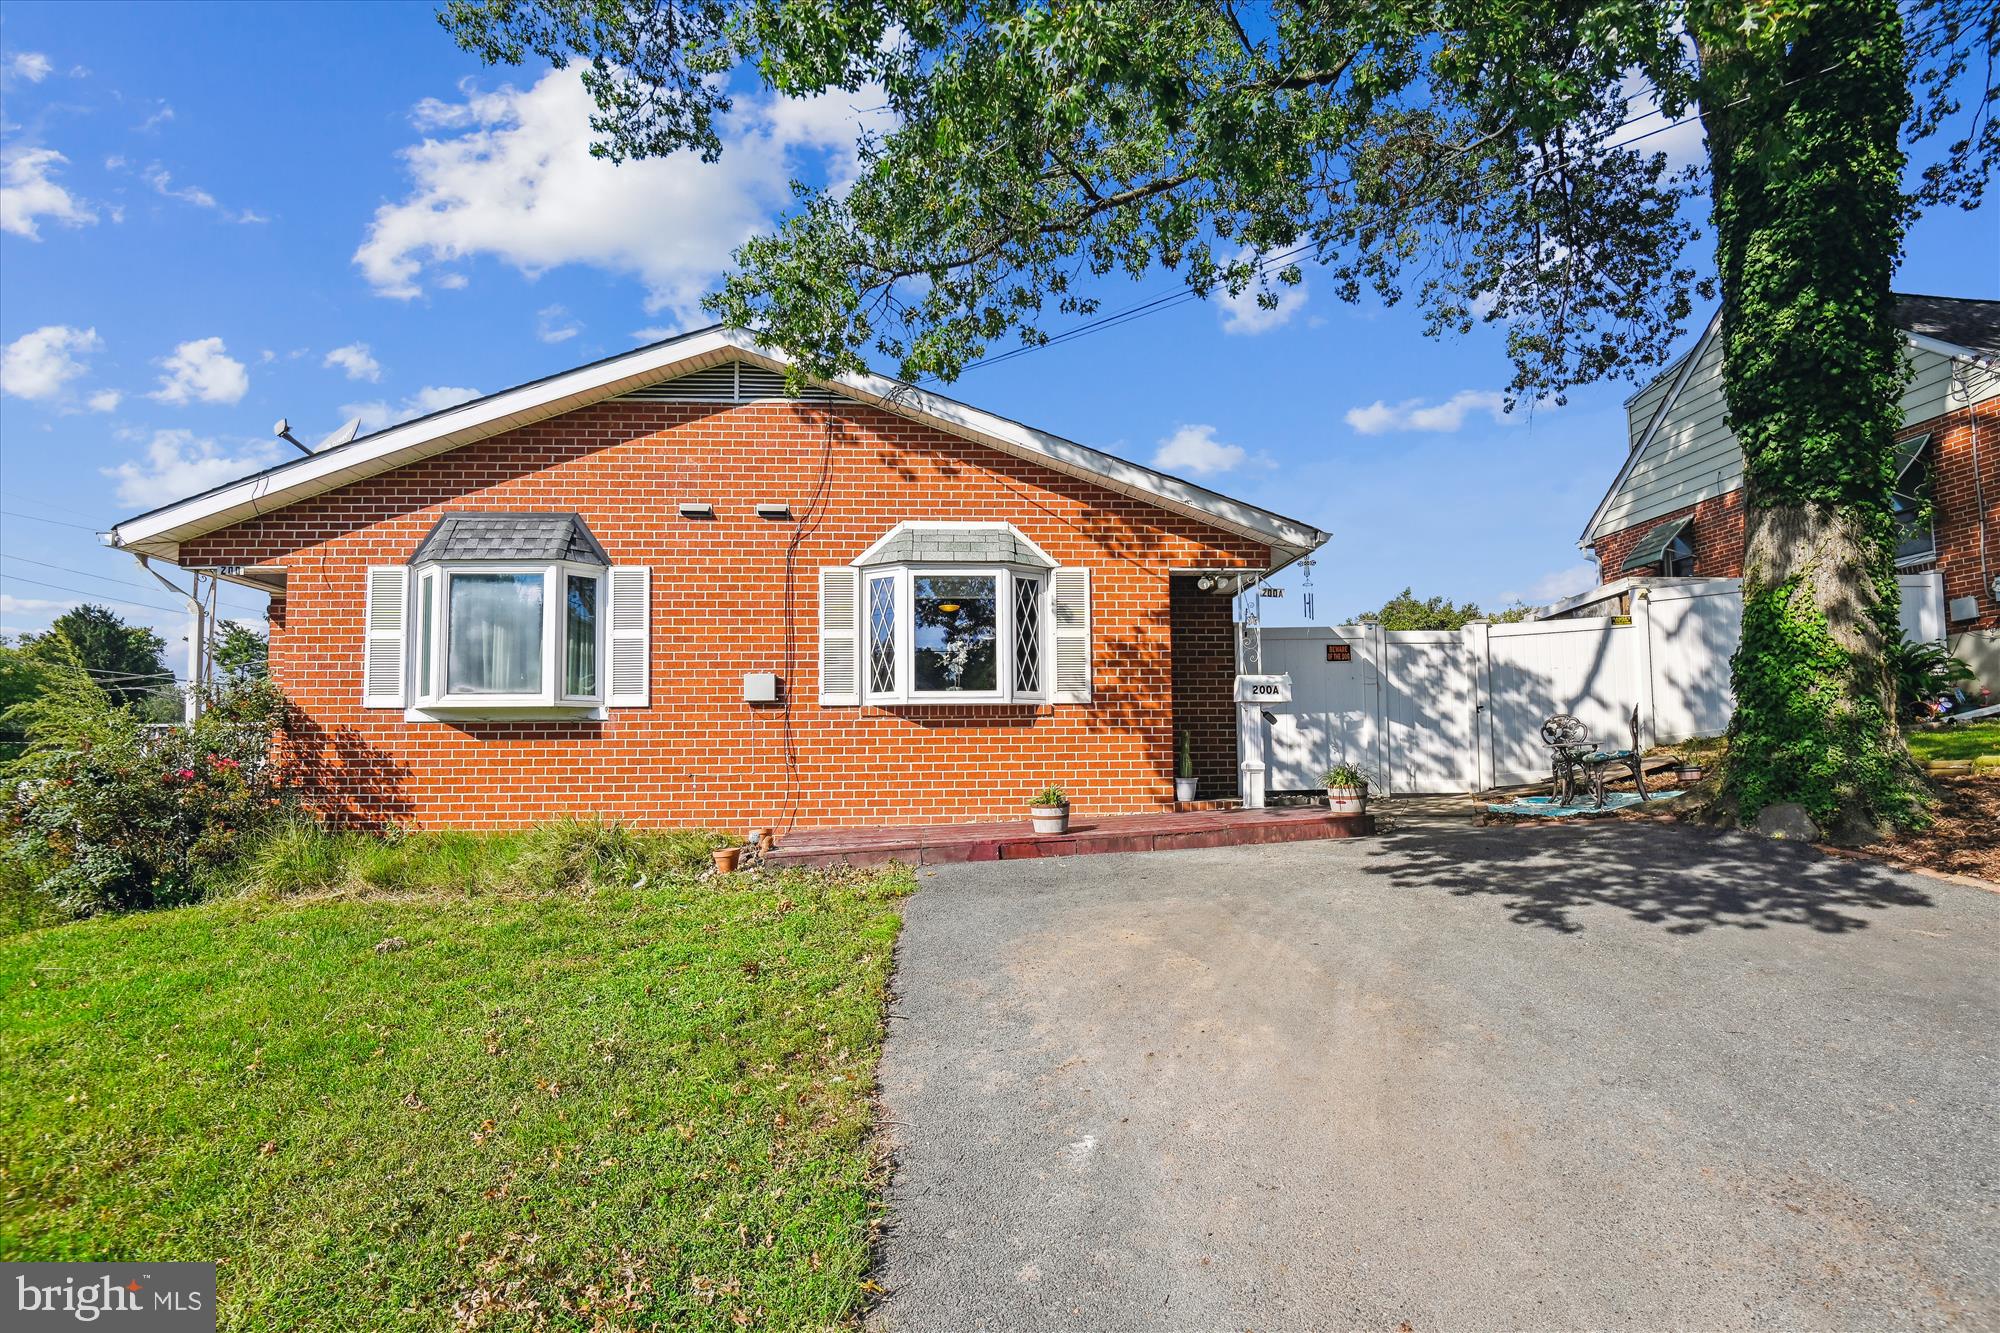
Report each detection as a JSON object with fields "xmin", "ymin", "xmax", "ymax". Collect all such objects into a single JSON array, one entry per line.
[{"xmin": 1233, "ymin": 674, "xmax": 1293, "ymax": 704}]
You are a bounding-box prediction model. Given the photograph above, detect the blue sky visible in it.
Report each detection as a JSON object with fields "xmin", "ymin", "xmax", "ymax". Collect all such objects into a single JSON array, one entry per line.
[{"xmin": 3, "ymin": 2, "xmax": 1996, "ymax": 659}]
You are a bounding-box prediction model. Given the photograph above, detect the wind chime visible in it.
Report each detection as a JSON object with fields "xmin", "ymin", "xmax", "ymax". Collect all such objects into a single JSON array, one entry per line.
[{"xmin": 1298, "ymin": 555, "xmax": 1316, "ymax": 621}]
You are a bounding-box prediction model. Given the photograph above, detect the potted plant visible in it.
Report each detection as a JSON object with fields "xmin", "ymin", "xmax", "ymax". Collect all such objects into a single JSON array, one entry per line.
[
  {"xmin": 711, "ymin": 843, "xmax": 743, "ymax": 874},
  {"xmin": 1320, "ymin": 762, "xmax": 1370, "ymax": 815},
  {"xmin": 1175, "ymin": 730, "xmax": 1199, "ymax": 803},
  {"xmin": 1029, "ymin": 783, "xmax": 1070, "ymax": 835}
]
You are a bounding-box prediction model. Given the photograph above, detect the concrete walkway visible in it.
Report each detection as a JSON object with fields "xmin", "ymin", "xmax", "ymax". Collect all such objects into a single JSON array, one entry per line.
[{"xmin": 870, "ymin": 820, "xmax": 1999, "ymax": 1331}]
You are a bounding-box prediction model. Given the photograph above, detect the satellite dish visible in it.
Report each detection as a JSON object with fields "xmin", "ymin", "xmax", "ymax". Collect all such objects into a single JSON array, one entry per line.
[{"xmin": 315, "ymin": 416, "xmax": 362, "ymax": 451}]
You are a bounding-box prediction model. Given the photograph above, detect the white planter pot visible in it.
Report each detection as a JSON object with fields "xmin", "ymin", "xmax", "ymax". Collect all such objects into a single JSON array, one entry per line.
[
  {"xmin": 1325, "ymin": 786, "xmax": 1367, "ymax": 816},
  {"xmin": 1029, "ymin": 804, "xmax": 1070, "ymax": 835},
  {"xmin": 1175, "ymin": 777, "xmax": 1199, "ymax": 803}
]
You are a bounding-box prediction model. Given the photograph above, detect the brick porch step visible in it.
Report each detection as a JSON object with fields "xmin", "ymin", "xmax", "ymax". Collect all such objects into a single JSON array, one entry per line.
[{"xmin": 764, "ymin": 805, "xmax": 1375, "ymax": 869}]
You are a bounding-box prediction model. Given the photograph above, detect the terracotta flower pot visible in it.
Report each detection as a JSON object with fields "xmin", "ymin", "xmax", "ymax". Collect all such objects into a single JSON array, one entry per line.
[{"xmin": 711, "ymin": 846, "xmax": 742, "ymax": 874}]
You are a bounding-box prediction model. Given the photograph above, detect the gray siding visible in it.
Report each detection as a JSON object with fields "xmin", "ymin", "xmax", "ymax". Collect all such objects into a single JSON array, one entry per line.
[{"xmin": 1589, "ymin": 339, "xmax": 1999, "ymax": 544}]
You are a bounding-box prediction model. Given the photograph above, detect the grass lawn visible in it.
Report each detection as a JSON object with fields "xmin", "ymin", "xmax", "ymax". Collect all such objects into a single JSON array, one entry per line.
[
  {"xmin": 0, "ymin": 863, "xmax": 911, "ymax": 1330},
  {"xmin": 1906, "ymin": 719, "xmax": 2000, "ymax": 763}
]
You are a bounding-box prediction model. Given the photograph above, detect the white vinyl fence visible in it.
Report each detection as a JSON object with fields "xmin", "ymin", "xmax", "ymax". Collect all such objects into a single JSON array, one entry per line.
[{"xmin": 1253, "ymin": 572, "xmax": 1944, "ymax": 795}]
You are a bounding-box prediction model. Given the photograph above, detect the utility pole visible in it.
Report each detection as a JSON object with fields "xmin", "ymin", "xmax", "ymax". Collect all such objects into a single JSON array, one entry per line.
[{"xmin": 135, "ymin": 558, "xmax": 207, "ymax": 723}]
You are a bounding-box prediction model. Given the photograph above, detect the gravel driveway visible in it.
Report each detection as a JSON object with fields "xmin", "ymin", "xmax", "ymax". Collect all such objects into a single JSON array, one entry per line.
[{"xmin": 870, "ymin": 820, "xmax": 1999, "ymax": 1331}]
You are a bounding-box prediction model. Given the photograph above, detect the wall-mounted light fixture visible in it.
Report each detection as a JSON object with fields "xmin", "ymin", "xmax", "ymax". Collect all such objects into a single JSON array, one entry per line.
[
  {"xmin": 677, "ymin": 502, "xmax": 715, "ymax": 519},
  {"xmin": 754, "ymin": 502, "xmax": 792, "ymax": 520}
]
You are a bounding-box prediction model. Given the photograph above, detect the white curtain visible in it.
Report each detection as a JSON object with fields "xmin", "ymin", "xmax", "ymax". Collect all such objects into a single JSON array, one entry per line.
[{"xmin": 448, "ymin": 573, "xmax": 544, "ymax": 694}]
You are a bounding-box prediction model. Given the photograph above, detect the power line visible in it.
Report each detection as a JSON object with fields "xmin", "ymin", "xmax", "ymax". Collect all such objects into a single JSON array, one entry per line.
[
  {"xmin": 949, "ymin": 32, "xmax": 1935, "ymax": 376},
  {"xmin": 1, "ymin": 553, "xmax": 270, "ymax": 618},
  {"xmin": 0, "ymin": 575, "xmax": 185, "ymax": 616},
  {"xmin": 0, "ymin": 493, "xmax": 107, "ymax": 525},
  {"xmin": 0, "ymin": 510, "xmax": 102, "ymax": 533}
]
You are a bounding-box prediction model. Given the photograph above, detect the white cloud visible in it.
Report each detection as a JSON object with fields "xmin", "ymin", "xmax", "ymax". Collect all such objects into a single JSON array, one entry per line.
[
  {"xmin": 1, "ymin": 324, "xmax": 101, "ymax": 400},
  {"xmin": 340, "ymin": 385, "xmax": 482, "ymax": 434},
  {"xmin": 136, "ymin": 102, "xmax": 174, "ymax": 133},
  {"xmin": 150, "ymin": 336, "xmax": 249, "ymax": 405},
  {"xmin": 1345, "ymin": 389, "xmax": 1513, "ymax": 435},
  {"xmin": 1, "ymin": 594, "xmax": 74, "ymax": 615},
  {"xmin": 631, "ymin": 326, "xmax": 679, "ymax": 342},
  {"xmin": 5, "ymin": 52, "xmax": 53, "ymax": 83},
  {"xmin": 1621, "ymin": 73, "xmax": 1707, "ymax": 173},
  {"xmin": 356, "ymin": 69, "xmax": 889, "ymax": 319},
  {"xmin": 1501, "ymin": 563, "xmax": 1601, "ymax": 607},
  {"xmin": 0, "ymin": 146, "xmax": 96, "ymax": 238},
  {"xmin": 1151, "ymin": 424, "xmax": 1248, "ymax": 476},
  {"xmin": 103, "ymin": 428, "xmax": 279, "ymax": 508},
  {"xmin": 536, "ymin": 304, "xmax": 581, "ymax": 343},
  {"xmin": 434, "ymin": 272, "xmax": 469, "ymax": 290},
  {"xmin": 86, "ymin": 388, "xmax": 121, "ymax": 413},
  {"xmin": 1218, "ymin": 250, "xmax": 1309, "ymax": 335},
  {"xmin": 322, "ymin": 342, "xmax": 382, "ymax": 382},
  {"xmin": 138, "ymin": 163, "xmax": 265, "ymax": 224}
]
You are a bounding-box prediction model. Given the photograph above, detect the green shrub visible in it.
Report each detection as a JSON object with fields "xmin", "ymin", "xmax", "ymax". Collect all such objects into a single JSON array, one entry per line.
[
  {"xmin": 1891, "ymin": 638, "xmax": 1975, "ymax": 720},
  {"xmin": 2, "ymin": 651, "xmax": 293, "ymax": 917}
]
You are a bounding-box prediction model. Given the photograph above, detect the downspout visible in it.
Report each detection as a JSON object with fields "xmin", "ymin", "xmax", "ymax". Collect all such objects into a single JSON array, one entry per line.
[{"xmin": 133, "ymin": 555, "xmax": 205, "ymax": 724}]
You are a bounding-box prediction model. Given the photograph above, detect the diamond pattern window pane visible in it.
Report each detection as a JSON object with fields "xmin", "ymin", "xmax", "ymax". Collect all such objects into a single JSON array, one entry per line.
[
  {"xmin": 1014, "ymin": 577, "xmax": 1041, "ymax": 693},
  {"xmin": 868, "ymin": 577, "xmax": 897, "ymax": 694}
]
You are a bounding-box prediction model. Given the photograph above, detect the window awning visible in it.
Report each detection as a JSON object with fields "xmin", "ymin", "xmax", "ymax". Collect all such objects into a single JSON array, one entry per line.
[
  {"xmin": 1619, "ymin": 515, "xmax": 1692, "ymax": 573},
  {"xmin": 859, "ymin": 527, "xmax": 1054, "ymax": 568},
  {"xmin": 411, "ymin": 512, "xmax": 608, "ymax": 565}
]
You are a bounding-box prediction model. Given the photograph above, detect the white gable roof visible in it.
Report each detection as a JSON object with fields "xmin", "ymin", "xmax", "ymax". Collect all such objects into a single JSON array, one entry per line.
[{"xmin": 108, "ymin": 326, "xmax": 1325, "ymax": 564}]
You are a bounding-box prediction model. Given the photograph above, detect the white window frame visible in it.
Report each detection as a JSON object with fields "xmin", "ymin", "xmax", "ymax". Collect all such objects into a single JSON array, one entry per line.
[
  {"xmin": 409, "ymin": 559, "xmax": 607, "ymax": 716},
  {"xmin": 1891, "ymin": 441, "xmax": 1937, "ymax": 568},
  {"xmin": 858, "ymin": 563, "xmax": 1051, "ymax": 705}
]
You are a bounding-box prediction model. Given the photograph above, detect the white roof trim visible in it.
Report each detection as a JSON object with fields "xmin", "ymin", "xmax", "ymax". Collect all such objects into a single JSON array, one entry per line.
[
  {"xmin": 109, "ymin": 327, "xmax": 1326, "ymax": 562},
  {"xmin": 1578, "ymin": 312, "xmax": 1722, "ymax": 548}
]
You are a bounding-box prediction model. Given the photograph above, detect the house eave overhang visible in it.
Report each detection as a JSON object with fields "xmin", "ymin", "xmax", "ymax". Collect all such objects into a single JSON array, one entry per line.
[{"xmin": 109, "ymin": 327, "xmax": 1327, "ymax": 565}]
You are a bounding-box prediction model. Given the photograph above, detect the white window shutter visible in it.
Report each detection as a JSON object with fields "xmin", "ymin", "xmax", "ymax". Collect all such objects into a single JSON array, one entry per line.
[
  {"xmin": 819, "ymin": 567, "xmax": 861, "ymax": 705},
  {"xmin": 362, "ymin": 565, "xmax": 409, "ymax": 708},
  {"xmin": 607, "ymin": 566, "xmax": 650, "ymax": 707},
  {"xmin": 1050, "ymin": 567, "xmax": 1092, "ymax": 703}
]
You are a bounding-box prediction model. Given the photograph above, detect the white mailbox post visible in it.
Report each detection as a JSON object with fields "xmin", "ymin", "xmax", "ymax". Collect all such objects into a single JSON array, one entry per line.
[{"xmin": 1234, "ymin": 673, "xmax": 1292, "ymax": 809}]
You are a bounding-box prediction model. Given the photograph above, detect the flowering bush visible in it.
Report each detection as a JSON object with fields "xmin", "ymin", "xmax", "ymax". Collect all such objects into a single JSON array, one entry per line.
[{"xmin": 2, "ymin": 645, "xmax": 292, "ymax": 916}]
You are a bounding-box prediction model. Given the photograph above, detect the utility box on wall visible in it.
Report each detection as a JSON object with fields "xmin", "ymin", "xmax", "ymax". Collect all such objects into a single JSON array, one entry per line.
[
  {"xmin": 743, "ymin": 672, "xmax": 779, "ymax": 704},
  {"xmin": 1949, "ymin": 595, "xmax": 1979, "ymax": 624}
]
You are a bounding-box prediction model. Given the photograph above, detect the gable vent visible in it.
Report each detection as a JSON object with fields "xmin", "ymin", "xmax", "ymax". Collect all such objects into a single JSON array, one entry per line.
[{"xmin": 619, "ymin": 360, "xmax": 842, "ymax": 404}]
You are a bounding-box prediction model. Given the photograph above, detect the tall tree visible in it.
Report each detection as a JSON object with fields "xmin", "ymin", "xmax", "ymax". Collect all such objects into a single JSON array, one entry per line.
[
  {"xmin": 213, "ymin": 621, "xmax": 269, "ymax": 685},
  {"xmin": 31, "ymin": 605, "xmax": 171, "ymax": 709},
  {"xmin": 442, "ymin": 0, "xmax": 1996, "ymax": 839}
]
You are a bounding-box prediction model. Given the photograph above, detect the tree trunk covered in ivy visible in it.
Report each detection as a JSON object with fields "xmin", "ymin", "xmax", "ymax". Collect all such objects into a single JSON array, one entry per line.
[{"xmin": 1696, "ymin": 0, "xmax": 1923, "ymax": 843}]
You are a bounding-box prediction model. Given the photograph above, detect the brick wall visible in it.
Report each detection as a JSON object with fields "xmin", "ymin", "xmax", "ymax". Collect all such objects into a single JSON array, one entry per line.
[
  {"xmin": 1587, "ymin": 396, "xmax": 1997, "ymax": 633},
  {"xmin": 1168, "ymin": 575, "xmax": 1239, "ymax": 796},
  {"xmin": 1589, "ymin": 490, "xmax": 1746, "ymax": 582},
  {"xmin": 1898, "ymin": 397, "xmax": 1999, "ymax": 632},
  {"xmin": 180, "ymin": 398, "xmax": 1269, "ymax": 830}
]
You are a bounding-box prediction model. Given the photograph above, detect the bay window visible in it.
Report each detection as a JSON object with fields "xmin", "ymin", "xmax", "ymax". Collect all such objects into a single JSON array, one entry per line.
[
  {"xmin": 820, "ymin": 523, "xmax": 1090, "ymax": 708},
  {"xmin": 860, "ymin": 566, "xmax": 1045, "ymax": 703},
  {"xmin": 412, "ymin": 562, "xmax": 605, "ymax": 709}
]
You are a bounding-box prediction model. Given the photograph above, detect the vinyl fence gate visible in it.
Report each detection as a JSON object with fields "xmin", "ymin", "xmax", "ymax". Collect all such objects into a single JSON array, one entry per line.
[{"xmin": 1253, "ymin": 573, "xmax": 1945, "ymax": 795}]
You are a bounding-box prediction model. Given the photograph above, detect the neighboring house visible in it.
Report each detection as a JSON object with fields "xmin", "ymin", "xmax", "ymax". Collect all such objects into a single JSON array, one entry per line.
[
  {"xmin": 108, "ymin": 328, "xmax": 1322, "ymax": 830},
  {"xmin": 1564, "ymin": 293, "xmax": 2000, "ymax": 687}
]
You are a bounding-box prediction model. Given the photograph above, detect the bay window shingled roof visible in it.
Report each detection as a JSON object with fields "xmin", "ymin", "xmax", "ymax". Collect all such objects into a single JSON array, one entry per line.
[
  {"xmin": 411, "ymin": 512, "xmax": 608, "ymax": 565},
  {"xmin": 859, "ymin": 527, "xmax": 1054, "ymax": 567}
]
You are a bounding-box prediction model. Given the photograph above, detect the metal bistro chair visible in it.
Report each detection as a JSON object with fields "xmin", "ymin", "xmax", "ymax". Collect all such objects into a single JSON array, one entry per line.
[{"xmin": 1540, "ymin": 708, "xmax": 1647, "ymax": 808}]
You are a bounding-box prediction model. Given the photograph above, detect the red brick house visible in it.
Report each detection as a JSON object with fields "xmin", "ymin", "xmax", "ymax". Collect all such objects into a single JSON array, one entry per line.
[
  {"xmin": 108, "ymin": 328, "xmax": 1322, "ymax": 830},
  {"xmin": 1568, "ymin": 294, "xmax": 1999, "ymax": 687}
]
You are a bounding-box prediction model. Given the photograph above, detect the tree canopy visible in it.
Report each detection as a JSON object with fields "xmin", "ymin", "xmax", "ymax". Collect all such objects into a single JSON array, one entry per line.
[
  {"xmin": 442, "ymin": 0, "xmax": 1993, "ymax": 397},
  {"xmin": 1353, "ymin": 587, "xmax": 1533, "ymax": 631},
  {"xmin": 27, "ymin": 606, "xmax": 171, "ymax": 709}
]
